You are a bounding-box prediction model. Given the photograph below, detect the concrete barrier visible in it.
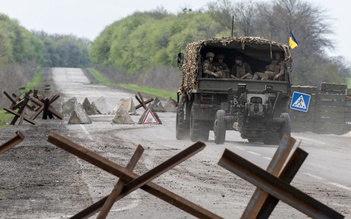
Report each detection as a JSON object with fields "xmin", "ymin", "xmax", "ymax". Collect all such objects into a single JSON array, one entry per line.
[
  {"xmin": 112, "ymin": 107, "xmax": 134, "ymax": 124},
  {"xmin": 68, "ymin": 103, "xmax": 92, "ymax": 124},
  {"xmin": 148, "ymin": 97, "xmax": 165, "ymax": 112},
  {"xmin": 92, "ymin": 97, "xmax": 109, "ymax": 114},
  {"xmin": 61, "ymin": 97, "xmax": 77, "ymax": 115},
  {"xmin": 81, "ymin": 97, "xmax": 98, "ymax": 115},
  {"xmin": 112, "ymin": 98, "xmax": 136, "ymax": 115},
  {"xmin": 163, "ymin": 97, "xmax": 177, "ymax": 112}
]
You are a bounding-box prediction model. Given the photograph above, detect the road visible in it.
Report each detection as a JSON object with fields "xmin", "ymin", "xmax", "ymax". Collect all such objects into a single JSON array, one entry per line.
[{"xmin": 1, "ymin": 67, "xmax": 350, "ymax": 218}]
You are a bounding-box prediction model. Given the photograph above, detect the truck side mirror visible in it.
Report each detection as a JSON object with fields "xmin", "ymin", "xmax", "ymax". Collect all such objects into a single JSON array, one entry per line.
[{"xmin": 177, "ymin": 53, "xmax": 184, "ymax": 68}]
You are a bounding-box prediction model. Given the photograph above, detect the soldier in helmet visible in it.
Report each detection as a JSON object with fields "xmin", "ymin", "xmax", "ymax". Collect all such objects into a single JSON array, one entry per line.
[
  {"xmin": 202, "ymin": 52, "xmax": 223, "ymax": 78},
  {"xmin": 252, "ymin": 52, "xmax": 286, "ymax": 80},
  {"xmin": 230, "ymin": 56, "xmax": 253, "ymax": 79},
  {"xmin": 213, "ymin": 53, "xmax": 230, "ymax": 78}
]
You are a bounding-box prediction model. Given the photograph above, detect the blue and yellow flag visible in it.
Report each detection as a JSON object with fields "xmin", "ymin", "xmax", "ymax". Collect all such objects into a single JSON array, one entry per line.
[{"xmin": 289, "ymin": 32, "xmax": 299, "ymax": 49}]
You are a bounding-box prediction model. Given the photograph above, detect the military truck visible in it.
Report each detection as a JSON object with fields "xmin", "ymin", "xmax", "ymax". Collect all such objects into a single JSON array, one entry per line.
[{"xmin": 176, "ymin": 36, "xmax": 292, "ymax": 144}]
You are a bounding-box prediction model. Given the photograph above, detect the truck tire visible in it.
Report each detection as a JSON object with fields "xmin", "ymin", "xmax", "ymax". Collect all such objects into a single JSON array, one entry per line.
[
  {"xmin": 176, "ymin": 100, "xmax": 189, "ymax": 140},
  {"xmin": 263, "ymin": 122, "xmax": 280, "ymax": 145},
  {"xmin": 214, "ymin": 110, "xmax": 226, "ymax": 144},
  {"xmin": 279, "ymin": 113, "xmax": 291, "ymax": 139},
  {"xmin": 189, "ymin": 107, "xmax": 209, "ymax": 142}
]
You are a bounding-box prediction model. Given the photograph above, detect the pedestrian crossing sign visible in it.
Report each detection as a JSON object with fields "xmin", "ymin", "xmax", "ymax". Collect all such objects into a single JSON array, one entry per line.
[{"xmin": 290, "ymin": 91, "xmax": 311, "ymax": 112}]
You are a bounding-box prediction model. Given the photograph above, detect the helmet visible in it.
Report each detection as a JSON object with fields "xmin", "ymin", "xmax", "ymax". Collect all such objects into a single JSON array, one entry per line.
[
  {"xmin": 206, "ymin": 52, "xmax": 215, "ymax": 58},
  {"xmin": 217, "ymin": 54, "xmax": 225, "ymax": 59},
  {"xmin": 235, "ymin": 56, "xmax": 243, "ymax": 61}
]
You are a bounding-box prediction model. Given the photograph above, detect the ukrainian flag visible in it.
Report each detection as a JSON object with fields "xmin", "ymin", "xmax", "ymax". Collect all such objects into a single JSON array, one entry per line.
[{"xmin": 289, "ymin": 32, "xmax": 299, "ymax": 49}]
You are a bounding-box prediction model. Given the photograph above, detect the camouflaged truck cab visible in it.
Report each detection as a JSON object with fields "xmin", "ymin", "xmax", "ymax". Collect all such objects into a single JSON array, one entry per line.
[{"xmin": 176, "ymin": 37, "xmax": 292, "ymax": 144}]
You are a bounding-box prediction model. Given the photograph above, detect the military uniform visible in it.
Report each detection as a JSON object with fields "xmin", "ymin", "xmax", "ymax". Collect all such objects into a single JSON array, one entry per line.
[
  {"xmin": 230, "ymin": 62, "xmax": 252, "ymax": 79},
  {"xmin": 253, "ymin": 59, "xmax": 286, "ymax": 80},
  {"xmin": 202, "ymin": 59, "xmax": 217, "ymax": 77},
  {"xmin": 213, "ymin": 62, "xmax": 230, "ymax": 78}
]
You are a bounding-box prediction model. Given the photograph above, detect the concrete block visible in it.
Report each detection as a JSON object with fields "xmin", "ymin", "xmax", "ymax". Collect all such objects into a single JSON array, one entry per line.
[
  {"xmin": 92, "ymin": 97, "xmax": 109, "ymax": 114},
  {"xmin": 81, "ymin": 97, "xmax": 98, "ymax": 115},
  {"xmin": 113, "ymin": 98, "xmax": 136, "ymax": 115},
  {"xmin": 163, "ymin": 97, "xmax": 177, "ymax": 112},
  {"xmin": 61, "ymin": 97, "xmax": 77, "ymax": 115},
  {"xmin": 68, "ymin": 103, "xmax": 92, "ymax": 124},
  {"xmin": 148, "ymin": 97, "xmax": 165, "ymax": 112},
  {"xmin": 112, "ymin": 106, "xmax": 134, "ymax": 124}
]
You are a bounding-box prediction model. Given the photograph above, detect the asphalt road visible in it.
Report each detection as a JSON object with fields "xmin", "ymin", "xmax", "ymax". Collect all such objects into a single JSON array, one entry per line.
[{"xmin": 1, "ymin": 67, "xmax": 350, "ymax": 218}]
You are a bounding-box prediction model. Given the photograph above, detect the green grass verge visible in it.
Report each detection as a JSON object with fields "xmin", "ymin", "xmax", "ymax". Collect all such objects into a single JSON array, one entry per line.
[
  {"xmin": 87, "ymin": 68, "xmax": 112, "ymax": 86},
  {"xmin": 19, "ymin": 66, "xmax": 42, "ymax": 94},
  {"xmin": 118, "ymin": 84, "xmax": 177, "ymax": 100},
  {"xmin": 87, "ymin": 68, "xmax": 177, "ymax": 100},
  {"xmin": 0, "ymin": 66, "xmax": 42, "ymax": 127},
  {"xmin": 0, "ymin": 110, "xmax": 13, "ymax": 128}
]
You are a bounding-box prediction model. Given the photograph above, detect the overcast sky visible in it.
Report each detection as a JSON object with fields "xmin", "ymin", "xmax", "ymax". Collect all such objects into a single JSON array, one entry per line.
[{"xmin": 0, "ymin": 0, "xmax": 350, "ymax": 62}]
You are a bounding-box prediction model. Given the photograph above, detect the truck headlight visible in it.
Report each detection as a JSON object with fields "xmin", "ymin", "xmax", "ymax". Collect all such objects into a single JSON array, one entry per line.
[{"xmin": 250, "ymin": 97, "xmax": 262, "ymax": 104}]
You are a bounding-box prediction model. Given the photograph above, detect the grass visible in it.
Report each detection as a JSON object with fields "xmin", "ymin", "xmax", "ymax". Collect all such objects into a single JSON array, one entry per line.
[
  {"xmin": 0, "ymin": 66, "xmax": 42, "ymax": 127},
  {"xmin": 118, "ymin": 84, "xmax": 177, "ymax": 100},
  {"xmin": 21, "ymin": 72, "xmax": 42, "ymax": 92},
  {"xmin": 0, "ymin": 110, "xmax": 13, "ymax": 128},
  {"xmin": 87, "ymin": 68, "xmax": 112, "ymax": 86},
  {"xmin": 87, "ymin": 68, "xmax": 177, "ymax": 100}
]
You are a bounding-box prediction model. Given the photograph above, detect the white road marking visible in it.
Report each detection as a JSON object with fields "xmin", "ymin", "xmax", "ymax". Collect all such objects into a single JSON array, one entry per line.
[
  {"xmin": 294, "ymin": 136, "xmax": 326, "ymax": 145},
  {"xmin": 234, "ymin": 142, "xmax": 351, "ymax": 194},
  {"xmin": 235, "ymin": 146, "xmax": 245, "ymax": 150},
  {"xmin": 247, "ymin": 151, "xmax": 261, "ymax": 156},
  {"xmin": 328, "ymin": 182, "xmax": 351, "ymax": 192},
  {"xmin": 80, "ymin": 124, "xmax": 93, "ymax": 140},
  {"xmin": 303, "ymin": 173, "xmax": 351, "ymax": 192},
  {"xmin": 303, "ymin": 172, "xmax": 324, "ymax": 180}
]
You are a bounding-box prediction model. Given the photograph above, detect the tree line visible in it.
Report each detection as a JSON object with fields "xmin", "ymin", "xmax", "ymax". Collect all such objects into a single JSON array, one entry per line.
[
  {"xmin": 90, "ymin": 0, "xmax": 351, "ymax": 88},
  {"xmin": 1, "ymin": 0, "xmax": 351, "ymax": 96},
  {"xmin": 0, "ymin": 13, "xmax": 91, "ymax": 68},
  {"xmin": 0, "ymin": 13, "xmax": 91, "ymax": 108}
]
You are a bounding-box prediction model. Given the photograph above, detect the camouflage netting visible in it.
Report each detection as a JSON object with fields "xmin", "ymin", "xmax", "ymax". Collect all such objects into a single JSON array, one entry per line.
[{"xmin": 179, "ymin": 36, "xmax": 291, "ymax": 95}]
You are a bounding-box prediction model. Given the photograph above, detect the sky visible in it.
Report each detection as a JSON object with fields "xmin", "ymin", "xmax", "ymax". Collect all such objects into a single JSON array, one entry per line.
[{"xmin": 0, "ymin": 0, "xmax": 350, "ymax": 62}]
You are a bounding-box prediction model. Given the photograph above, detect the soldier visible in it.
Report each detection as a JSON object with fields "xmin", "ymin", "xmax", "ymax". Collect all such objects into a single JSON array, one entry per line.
[
  {"xmin": 252, "ymin": 52, "xmax": 286, "ymax": 80},
  {"xmin": 202, "ymin": 52, "xmax": 223, "ymax": 78},
  {"xmin": 213, "ymin": 54, "xmax": 230, "ymax": 78},
  {"xmin": 230, "ymin": 56, "xmax": 253, "ymax": 79}
]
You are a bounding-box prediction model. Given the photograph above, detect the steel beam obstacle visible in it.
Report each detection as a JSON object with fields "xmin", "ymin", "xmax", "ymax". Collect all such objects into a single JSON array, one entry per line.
[
  {"xmin": 47, "ymin": 132, "xmax": 222, "ymax": 219},
  {"xmin": 0, "ymin": 131, "xmax": 24, "ymax": 155},
  {"xmin": 30, "ymin": 93, "xmax": 63, "ymax": 120},
  {"xmin": 3, "ymin": 91, "xmax": 36, "ymax": 125},
  {"xmin": 3, "ymin": 89, "xmax": 63, "ymax": 125},
  {"xmin": 218, "ymin": 135, "xmax": 344, "ymax": 219},
  {"xmin": 135, "ymin": 92, "xmax": 153, "ymax": 110}
]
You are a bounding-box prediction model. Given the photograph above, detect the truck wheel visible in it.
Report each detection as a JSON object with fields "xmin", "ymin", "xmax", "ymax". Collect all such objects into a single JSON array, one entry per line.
[
  {"xmin": 189, "ymin": 107, "xmax": 209, "ymax": 142},
  {"xmin": 263, "ymin": 122, "xmax": 280, "ymax": 145},
  {"xmin": 176, "ymin": 101, "xmax": 189, "ymax": 140},
  {"xmin": 279, "ymin": 113, "xmax": 291, "ymax": 139},
  {"xmin": 214, "ymin": 110, "xmax": 226, "ymax": 144}
]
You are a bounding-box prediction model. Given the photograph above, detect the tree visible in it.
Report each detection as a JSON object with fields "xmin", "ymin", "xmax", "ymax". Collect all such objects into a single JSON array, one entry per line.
[
  {"xmin": 33, "ymin": 32, "xmax": 91, "ymax": 67},
  {"xmin": 207, "ymin": 0, "xmax": 344, "ymax": 86}
]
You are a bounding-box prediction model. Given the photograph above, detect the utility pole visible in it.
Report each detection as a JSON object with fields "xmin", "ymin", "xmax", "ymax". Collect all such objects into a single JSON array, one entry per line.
[{"xmin": 231, "ymin": 15, "xmax": 235, "ymax": 37}]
